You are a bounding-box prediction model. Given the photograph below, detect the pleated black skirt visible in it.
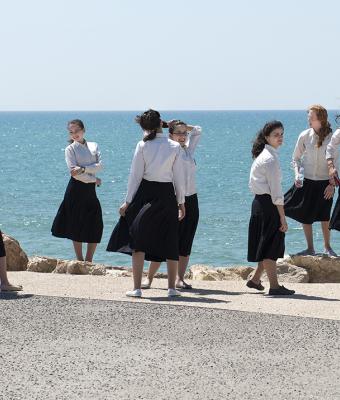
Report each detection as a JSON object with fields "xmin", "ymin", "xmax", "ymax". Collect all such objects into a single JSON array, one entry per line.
[
  {"xmin": 106, "ymin": 179, "xmax": 179, "ymax": 261},
  {"xmin": 178, "ymin": 193, "xmax": 199, "ymax": 257},
  {"xmin": 51, "ymin": 178, "xmax": 103, "ymax": 243},
  {"xmin": 247, "ymin": 194, "xmax": 285, "ymax": 262},
  {"xmin": 329, "ymin": 189, "xmax": 340, "ymax": 230},
  {"xmin": 0, "ymin": 230, "xmax": 6, "ymax": 257},
  {"xmin": 284, "ymin": 178, "xmax": 332, "ymax": 224}
]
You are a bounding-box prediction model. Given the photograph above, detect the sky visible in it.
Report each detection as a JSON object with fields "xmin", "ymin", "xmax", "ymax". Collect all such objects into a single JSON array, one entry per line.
[{"xmin": 0, "ymin": 0, "xmax": 339, "ymax": 111}]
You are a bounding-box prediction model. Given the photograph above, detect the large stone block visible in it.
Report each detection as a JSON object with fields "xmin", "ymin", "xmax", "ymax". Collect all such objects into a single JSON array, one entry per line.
[{"xmin": 3, "ymin": 233, "xmax": 28, "ymax": 271}]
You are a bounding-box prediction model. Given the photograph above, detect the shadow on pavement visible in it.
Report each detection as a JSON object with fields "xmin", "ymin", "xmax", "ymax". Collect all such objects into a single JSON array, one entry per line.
[
  {"xmin": 265, "ymin": 293, "xmax": 340, "ymax": 301},
  {"xmin": 0, "ymin": 293, "xmax": 34, "ymax": 301},
  {"xmin": 146, "ymin": 295, "xmax": 229, "ymax": 304}
]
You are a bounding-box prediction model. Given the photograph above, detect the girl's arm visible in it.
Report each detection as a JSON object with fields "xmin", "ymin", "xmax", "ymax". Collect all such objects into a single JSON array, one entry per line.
[
  {"xmin": 65, "ymin": 146, "xmax": 96, "ymax": 183},
  {"xmin": 326, "ymin": 129, "xmax": 340, "ymax": 181},
  {"xmin": 186, "ymin": 125, "xmax": 202, "ymax": 154},
  {"xmin": 82, "ymin": 144, "xmax": 103, "ymax": 174},
  {"xmin": 125, "ymin": 142, "xmax": 145, "ymax": 203},
  {"xmin": 265, "ymin": 159, "xmax": 287, "ymax": 232},
  {"xmin": 292, "ymin": 134, "xmax": 306, "ymax": 181}
]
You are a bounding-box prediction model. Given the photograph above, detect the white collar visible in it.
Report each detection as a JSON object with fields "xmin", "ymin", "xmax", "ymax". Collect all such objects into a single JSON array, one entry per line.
[
  {"xmin": 73, "ymin": 139, "xmax": 87, "ymax": 147},
  {"xmin": 265, "ymin": 144, "xmax": 279, "ymax": 155}
]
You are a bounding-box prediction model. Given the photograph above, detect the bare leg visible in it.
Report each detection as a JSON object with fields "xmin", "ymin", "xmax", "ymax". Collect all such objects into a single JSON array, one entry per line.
[
  {"xmin": 176, "ymin": 255, "xmax": 190, "ymax": 286},
  {"xmin": 302, "ymin": 224, "xmax": 314, "ymax": 251},
  {"xmin": 85, "ymin": 243, "xmax": 97, "ymax": 262},
  {"xmin": 72, "ymin": 241, "xmax": 84, "ymax": 261},
  {"xmin": 132, "ymin": 251, "xmax": 145, "ymax": 290},
  {"xmin": 0, "ymin": 256, "xmax": 22, "ymax": 290},
  {"xmin": 263, "ymin": 259, "xmax": 279, "ymax": 289},
  {"xmin": 251, "ymin": 261, "xmax": 264, "ymax": 284},
  {"xmin": 321, "ymin": 221, "xmax": 331, "ymax": 250},
  {"xmin": 0, "ymin": 256, "xmax": 10, "ymax": 286},
  {"xmin": 146, "ymin": 262, "xmax": 162, "ymax": 284},
  {"xmin": 166, "ymin": 259, "xmax": 178, "ymax": 289}
]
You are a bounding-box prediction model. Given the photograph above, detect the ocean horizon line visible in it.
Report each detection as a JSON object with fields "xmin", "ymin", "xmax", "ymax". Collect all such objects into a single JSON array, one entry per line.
[{"xmin": 1, "ymin": 109, "xmax": 339, "ymax": 113}]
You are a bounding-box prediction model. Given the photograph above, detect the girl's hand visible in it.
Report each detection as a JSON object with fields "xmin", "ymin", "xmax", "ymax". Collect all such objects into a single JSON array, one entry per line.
[
  {"xmin": 329, "ymin": 166, "xmax": 340, "ymax": 186},
  {"xmin": 167, "ymin": 119, "xmax": 182, "ymax": 128},
  {"xmin": 294, "ymin": 179, "xmax": 303, "ymax": 188},
  {"xmin": 178, "ymin": 204, "xmax": 186, "ymax": 221},
  {"xmin": 96, "ymin": 178, "xmax": 102, "ymax": 187},
  {"xmin": 279, "ymin": 217, "xmax": 288, "ymax": 233},
  {"xmin": 324, "ymin": 184, "xmax": 335, "ymax": 200},
  {"xmin": 71, "ymin": 167, "xmax": 82, "ymax": 177},
  {"xmin": 119, "ymin": 202, "xmax": 129, "ymax": 217}
]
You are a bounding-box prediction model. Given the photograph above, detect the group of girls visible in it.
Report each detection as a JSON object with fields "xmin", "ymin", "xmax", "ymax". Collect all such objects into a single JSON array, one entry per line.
[
  {"xmin": 247, "ymin": 104, "xmax": 340, "ymax": 295},
  {"xmin": 51, "ymin": 111, "xmax": 201, "ymax": 297},
  {"xmin": 3, "ymin": 105, "xmax": 339, "ymax": 297}
]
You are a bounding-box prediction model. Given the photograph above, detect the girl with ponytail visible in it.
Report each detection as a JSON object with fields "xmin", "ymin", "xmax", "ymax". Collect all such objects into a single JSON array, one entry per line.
[
  {"xmin": 247, "ymin": 121, "xmax": 295, "ymax": 296},
  {"xmin": 107, "ymin": 109, "xmax": 186, "ymax": 298}
]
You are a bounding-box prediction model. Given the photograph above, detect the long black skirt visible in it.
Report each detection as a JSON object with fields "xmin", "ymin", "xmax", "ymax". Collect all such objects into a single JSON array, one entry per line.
[
  {"xmin": 106, "ymin": 179, "xmax": 179, "ymax": 261},
  {"xmin": 329, "ymin": 189, "xmax": 340, "ymax": 231},
  {"xmin": 51, "ymin": 178, "xmax": 103, "ymax": 243},
  {"xmin": 247, "ymin": 194, "xmax": 285, "ymax": 262},
  {"xmin": 0, "ymin": 230, "xmax": 6, "ymax": 257},
  {"xmin": 284, "ymin": 178, "xmax": 332, "ymax": 224},
  {"xmin": 178, "ymin": 194, "xmax": 199, "ymax": 257}
]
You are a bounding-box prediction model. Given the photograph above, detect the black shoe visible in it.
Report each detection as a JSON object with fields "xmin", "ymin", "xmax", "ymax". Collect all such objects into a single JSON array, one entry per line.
[
  {"xmin": 246, "ymin": 280, "xmax": 265, "ymax": 291},
  {"xmin": 268, "ymin": 285, "xmax": 295, "ymax": 296}
]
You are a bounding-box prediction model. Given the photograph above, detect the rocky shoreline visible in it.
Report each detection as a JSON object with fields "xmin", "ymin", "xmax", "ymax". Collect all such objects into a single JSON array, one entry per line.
[{"xmin": 3, "ymin": 233, "xmax": 340, "ymax": 283}]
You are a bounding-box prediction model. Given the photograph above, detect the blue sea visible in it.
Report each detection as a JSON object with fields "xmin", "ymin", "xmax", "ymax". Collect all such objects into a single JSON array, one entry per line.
[{"xmin": 1, "ymin": 110, "xmax": 339, "ymax": 270}]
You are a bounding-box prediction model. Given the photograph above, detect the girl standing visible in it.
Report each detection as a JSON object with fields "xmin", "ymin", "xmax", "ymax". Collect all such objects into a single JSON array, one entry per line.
[
  {"xmin": 0, "ymin": 230, "xmax": 23, "ymax": 292},
  {"xmin": 51, "ymin": 119, "xmax": 103, "ymax": 262},
  {"xmin": 106, "ymin": 109, "xmax": 185, "ymax": 298},
  {"xmin": 325, "ymin": 114, "xmax": 340, "ymax": 231},
  {"xmin": 142, "ymin": 121, "xmax": 201, "ymax": 290},
  {"xmin": 247, "ymin": 121, "xmax": 295, "ymax": 296},
  {"xmin": 284, "ymin": 105, "xmax": 336, "ymax": 256}
]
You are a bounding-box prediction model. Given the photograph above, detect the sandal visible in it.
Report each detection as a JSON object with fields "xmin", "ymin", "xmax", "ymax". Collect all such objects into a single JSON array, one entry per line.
[
  {"xmin": 176, "ymin": 281, "xmax": 192, "ymax": 290},
  {"xmin": 0, "ymin": 284, "xmax": 23, "ymax": 292}
]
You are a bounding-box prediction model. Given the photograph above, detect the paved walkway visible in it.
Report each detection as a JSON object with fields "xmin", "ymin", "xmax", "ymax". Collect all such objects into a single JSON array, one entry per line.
[
  {"xmin": 1, "ymin": 272, "xmax": 339, "ymax": 399},
  {"xmin": 0, "ymin": 294, "xmax": 339, "ymax": 400},
  {"xmin": 6, "ymin": 271, "xmax": 340, "ymax": 320}
]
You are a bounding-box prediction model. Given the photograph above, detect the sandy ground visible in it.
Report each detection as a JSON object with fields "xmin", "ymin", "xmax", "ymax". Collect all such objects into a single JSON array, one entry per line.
[{"xmin": 6, "ymin": 271, "xmax": 340, "ymax": 320}]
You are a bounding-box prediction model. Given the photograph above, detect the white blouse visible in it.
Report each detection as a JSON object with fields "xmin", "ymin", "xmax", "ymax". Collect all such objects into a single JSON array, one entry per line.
[
  {"xmin": 181, "ymin": 126, "xmax": 201, "ymax": 197},
  {"xmin": 125, "ymin": 133, "xmax": 185, "ymax": 204},
  {"xmin": 292, "ymin": 128, "xmax": 334, "ymax": 180},
  {"xmin": 249, "ymin": 144, "xmax": 284, "ymax": 205},
  {"xmin": 326, "ymin": 128, "xmax": 340, "ymax": 161},
  {"xmin": 65, "ymin": 141, "xmax": 102, "ymax": 184}
]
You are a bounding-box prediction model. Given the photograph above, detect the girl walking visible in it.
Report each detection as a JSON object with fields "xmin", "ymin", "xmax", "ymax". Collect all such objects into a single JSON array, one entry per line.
[{"xmin": 247, "ymin": 121, "xmax": 295, "ymax": 296}]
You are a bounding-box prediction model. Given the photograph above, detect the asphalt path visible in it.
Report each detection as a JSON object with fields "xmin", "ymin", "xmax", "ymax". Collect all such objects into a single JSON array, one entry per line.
[{"xmin": 0, "ymin": 294, "xmax": 339, "ymax": 400}]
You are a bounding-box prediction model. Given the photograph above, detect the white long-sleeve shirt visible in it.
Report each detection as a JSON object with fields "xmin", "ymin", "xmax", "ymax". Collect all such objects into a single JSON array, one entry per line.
[
  {"xmin": 125, "ymin": 133, "xmax": 185, "ymax": 204},
  {"xmin": 292, "ymin": 128, "xmax": 334, "ymax": 180},
  {"xmin": 181, "ymin": 126, "xmax": 201, "ymax": 196},
  {"xmin": 249, "ymin": 144, "xmax": 284, "ymax": 205},
  {"xmin": 326, "ymin": 128, "xmax": 340, "ymax": 161},
  {"xmin": 65, "ymin": 141, "xmax": 102, "ymax": 184}
]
